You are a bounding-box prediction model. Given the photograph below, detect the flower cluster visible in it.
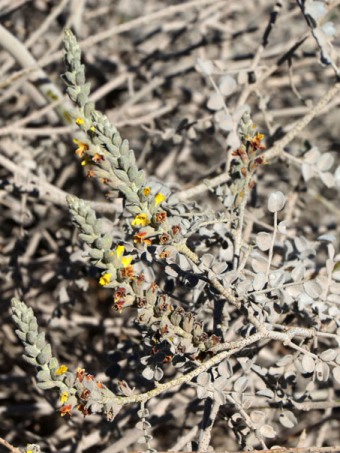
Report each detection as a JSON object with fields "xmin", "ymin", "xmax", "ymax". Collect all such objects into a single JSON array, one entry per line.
[
  {"xmin": 57, "ymin": 366, "xmax": 121, "ymax": 421},
  {"xmin": 214, "ymin": 113, "xmax": 267, "ymax": 210},
  {"xmin": 67, "ymin": 195, "xmax": 137, "ymax": 286},
  {"xmin": 11, "ymin": 298, "xmax": 121, "ymax": 421},
  {"xmin": 232, "ymin": 114, "xmax": 266, "ymax": 180},
  {"xmin": 63, "ymin": 29, "xmax": 169, "ymax": 234}
]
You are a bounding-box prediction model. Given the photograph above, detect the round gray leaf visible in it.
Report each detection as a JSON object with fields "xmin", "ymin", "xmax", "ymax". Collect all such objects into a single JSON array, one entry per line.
[
  {"xmin": 234, "ymin": 376, "xmax": 248, "ymax": 393},
  {"xmin": 320, "ymin": 349, "xmax": 337, "ymax": 362},
  {"xmin": 142, "ymin": 366, "xmax": 154, "ymax": 380},
  {"xmin": 219, "ymin": 75, "xmax": 237, "ymax": 96},
  {"xmin": 268, "ymin": 191, "xmax": 286, "ymax": 213},
  {"xmin": 279, "ymin": 411, "xmax": 297, "ymax": 428},
  {"xmin": 256, "ymin": 232, "xmax": 272, "ymax": 251},
  {"xmin": 301, "ymin": 355, "xmax": 315, "ymax": 374},
  {"xmin": 196, "ymin": 58, "xmax": 214, "ymax": 75},
  {"xmin": 207, "ymin": 92, "xmax": 224, "ymax": 111},
  {"xmin": 259, "ymin": 424, "xmax": 276, "ymax": 438}
]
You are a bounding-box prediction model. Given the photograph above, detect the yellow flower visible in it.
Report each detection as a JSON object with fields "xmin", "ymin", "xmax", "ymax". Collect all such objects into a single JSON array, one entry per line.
[
  {"xmin": 99, "ymin": 273, "xmax": 112, "ymax": 286},
  {"xmin": 60, "ymin": 391, "xmax": 69, "ymax": 404},
  {"xmin": 81, "ymin": 156, "xmax": 91, "ymax": 166},
  {"xmin": 55, "ymin": 364, "xmax": 68, "ymax": 375},
  {"xmin": 73, "ymin": 139, "xmax": 89, "ymax": 158},
  {"xmin": 116, "ymin": 245, "xmax": 125, "ymax": 258},
  {"xmin": 155, "ymin": 193, "xmax": 166, "ymax": 205},
  {"xmin": 111, "ymin": 245, "xmax": 133, "ymax": 268},
  {"xmin": 76, "ymin": 117, "xmax": 85, "ymax": 125},
  {"xmin": 131, "ymin": 213, "xmax": 150, "ymax": 227},
  {"xmin": 143, "ymin": 187, "xmax": 151, "ymax": 196},
  {"xmin": 121, "ymin": 255, "xmax": 133, "ymax": 267}
]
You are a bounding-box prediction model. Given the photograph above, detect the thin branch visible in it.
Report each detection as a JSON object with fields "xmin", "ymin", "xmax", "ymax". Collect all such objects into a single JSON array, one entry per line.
[
  {"xmin": 33, "ymin": 0, "xmax": 226, "ymax": 71},
  {"xmin": 77, "ymin": 0, "xmax": 226, "ymax": 49},
  {"xmin": 103, "ymin": 324, "xmax": 318, "ymax": 408},
  {"xmin": 179, "ymin": 82, "xmax": 340, "ymax": 201},
  {"xmin": 0, "ymin": 98, "xmax": 66, "ymax": 136},
  {"xmin": 0, "ymin": 437, "xmax": 21, "ymax": 453},
  {"xmin": 109, "ymin": 347, "xmax": 241, "ymax": 406},
  {"xmin": 0, "ymin": 24, "xmax": 72, "ymax": 120},
  {"xmin": 260, "ymin": 82, "xmax": 340, "ymax": 162},
  {"xmin": 198, "ymin": 398, "xmax": 221, "ymax": 452},
  {"xmin": 0, "ymin": 152, "xmax": 121, "ymax": 214}
]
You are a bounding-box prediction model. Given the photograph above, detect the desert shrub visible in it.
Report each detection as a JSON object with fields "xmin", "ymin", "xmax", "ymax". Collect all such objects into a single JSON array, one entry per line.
[{"xmin": 1, "ymin": 1, "xmax": 340, "ymax": 452}]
